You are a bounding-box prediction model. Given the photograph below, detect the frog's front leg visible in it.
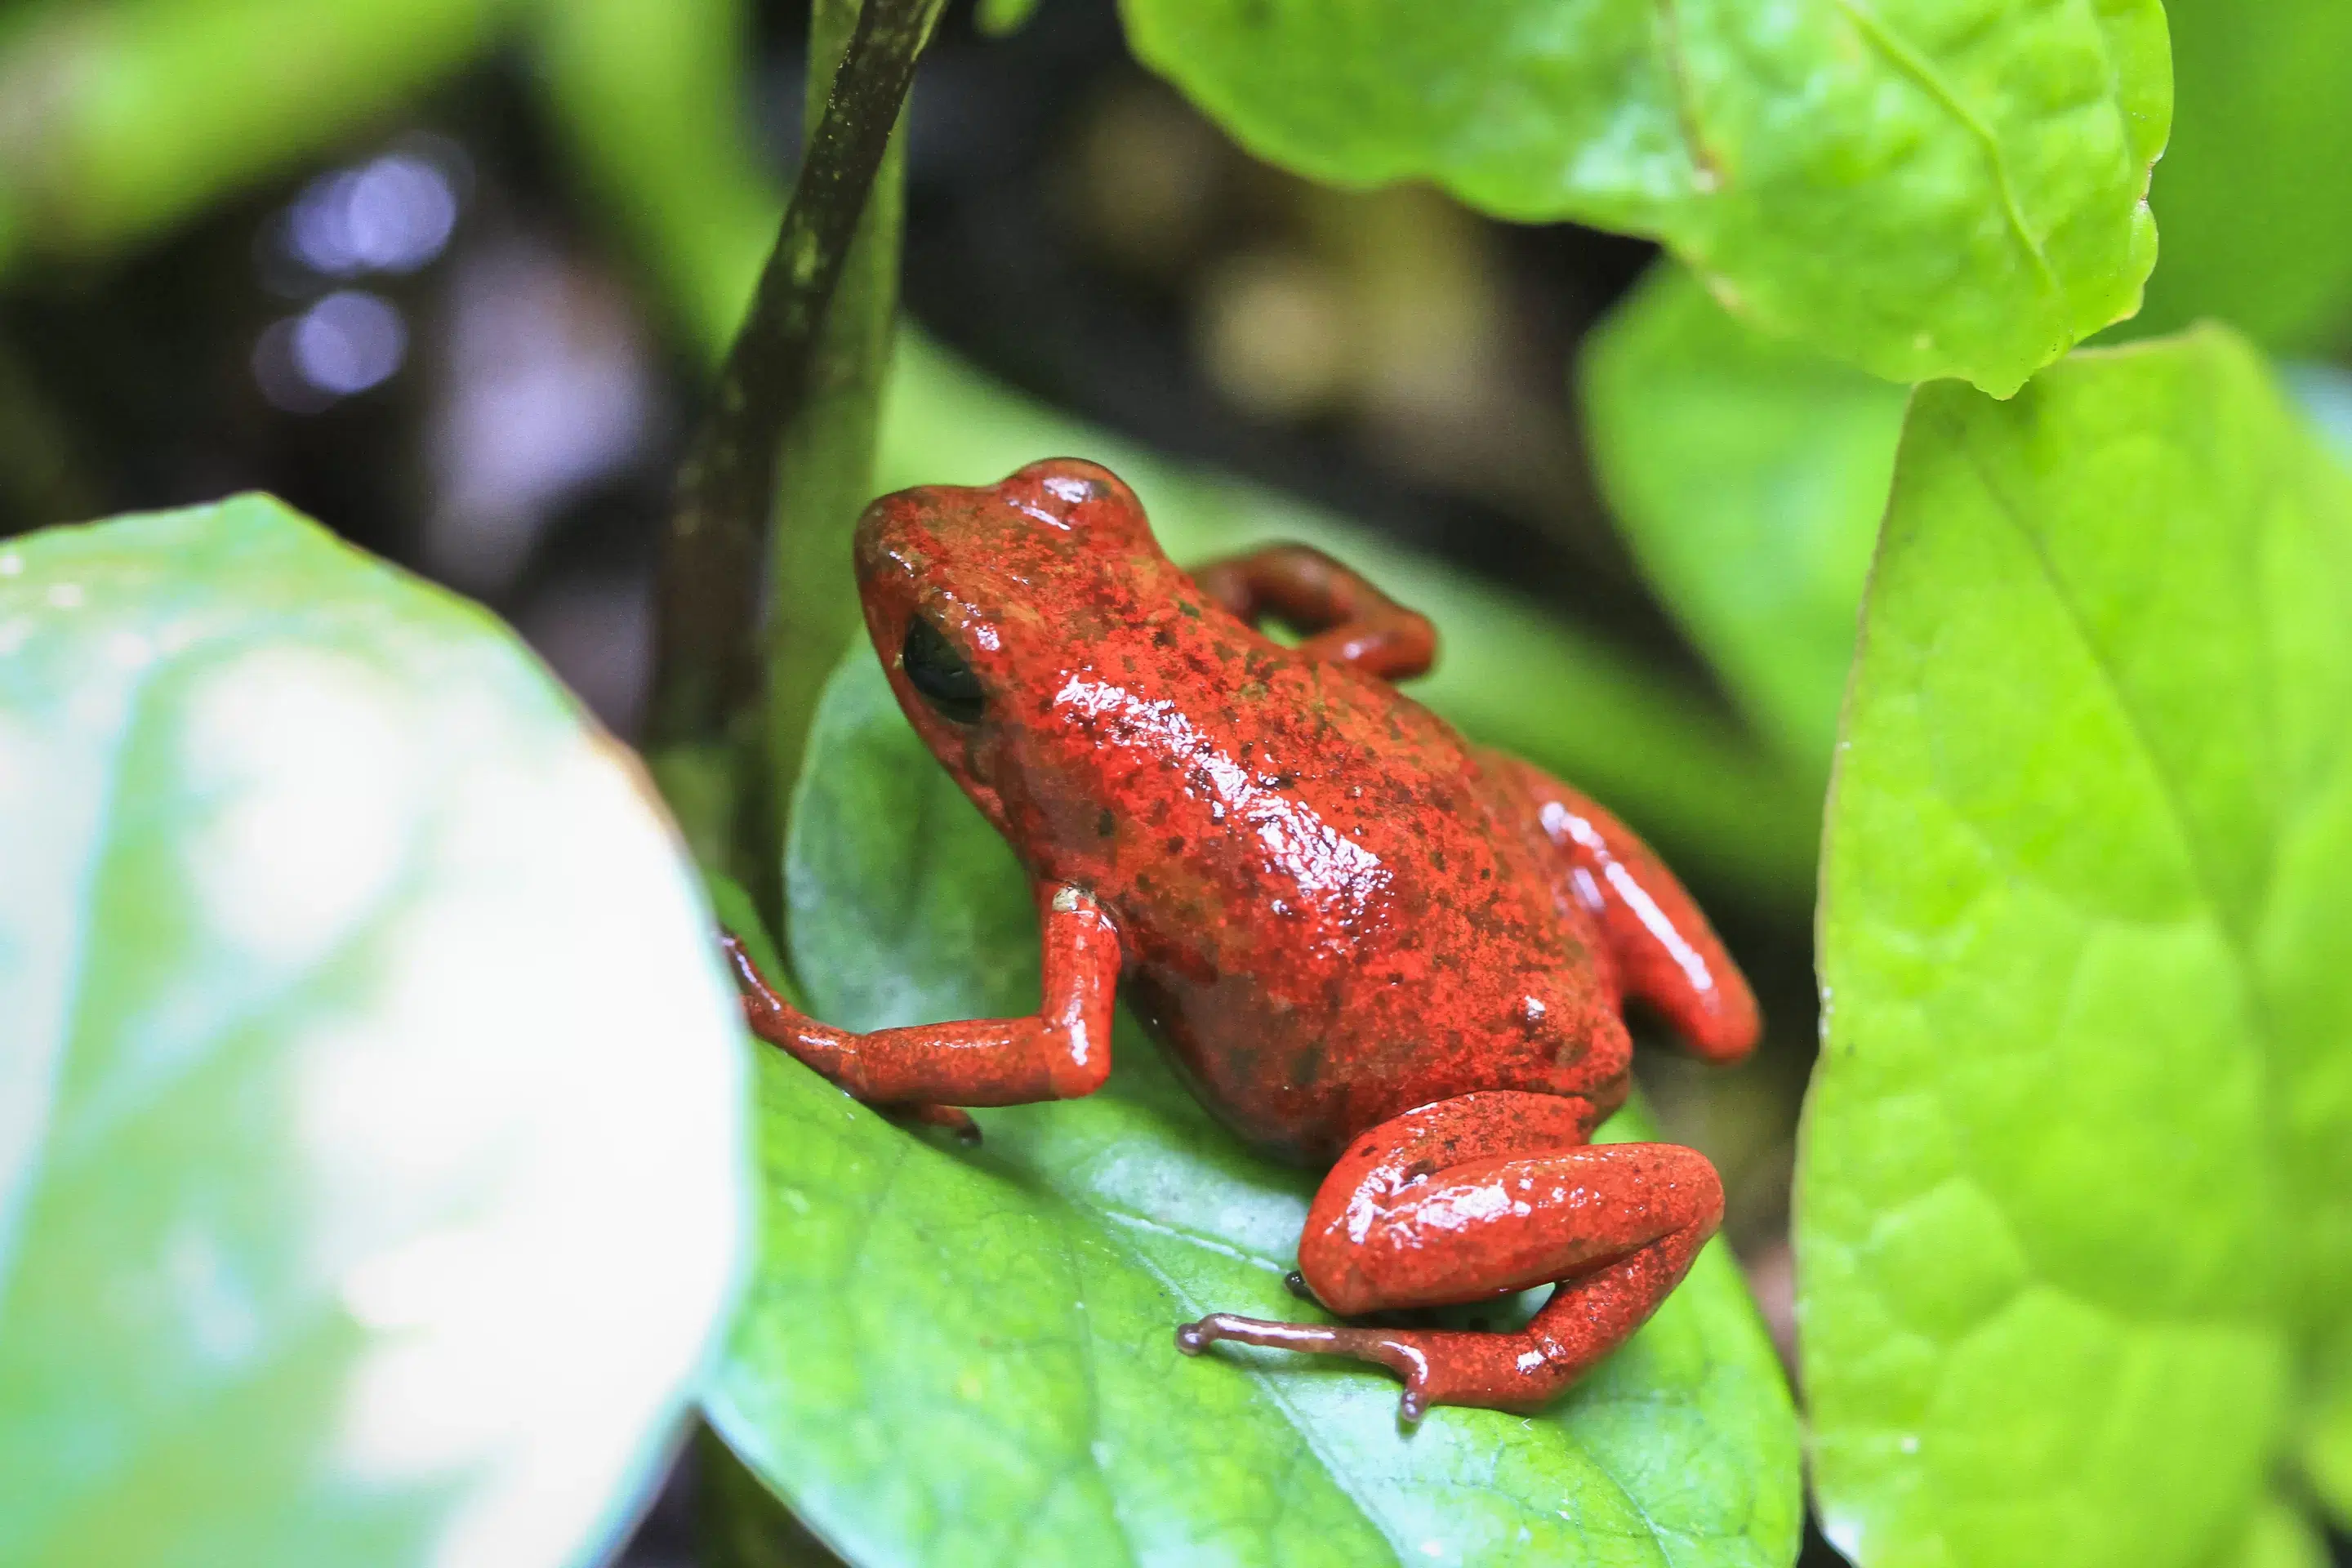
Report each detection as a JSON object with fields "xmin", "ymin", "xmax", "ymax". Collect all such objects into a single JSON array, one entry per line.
[
  {"xmin": 1174, "ymin": 1092, "xmax": 1721, "ymax": 1420},
  {"xmin": 1190, "ymin": 543, "xmax": 1437, "ymax": 679},
  {"xmin": 724, "ymin": 883, "xmax": 1120, "ymax": 1110}
]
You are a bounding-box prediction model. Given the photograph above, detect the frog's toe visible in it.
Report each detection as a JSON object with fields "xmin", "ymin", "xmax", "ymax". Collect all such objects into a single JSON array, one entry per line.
[
  {"xmin": 890, "ymin": 1102, "xmax": 981, "ymax": 1143},
  {"xmin": 1174, "ymin": 1312, "xmax": 1321, "ymax": 1355},
  {"xmin": 1173, "ymin": 1312, "xmax": 1584, "ymax": 1420},
  {"xmin": 1173, "ymin": 1313, "xmax": 1435, "ymax": 1407}
]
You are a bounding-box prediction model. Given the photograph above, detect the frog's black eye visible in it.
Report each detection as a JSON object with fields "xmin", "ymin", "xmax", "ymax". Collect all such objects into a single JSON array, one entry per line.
[{"xmin": 902, "ymin": 615, "xmax": 985, "ymax": 724}]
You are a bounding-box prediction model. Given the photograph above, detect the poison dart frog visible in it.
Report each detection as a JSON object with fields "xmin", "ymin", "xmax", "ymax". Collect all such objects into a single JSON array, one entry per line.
[{"xmin": 725, "ymin": 458, "xmax": 1762, "ymax": 1420}]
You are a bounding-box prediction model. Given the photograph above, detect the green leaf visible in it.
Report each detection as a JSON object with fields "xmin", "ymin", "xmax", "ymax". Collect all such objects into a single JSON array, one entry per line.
[
  {"xmin": 2125, "ymin": 0, "xmax": 2352, "ymax": 350},
  {"xmin": 2205, "ymin": 1494, "xmax": 2329, "ymax": 1568},
  {"xmin": 1796, "ymin": 329, "xmax": 2352, "ymax": 1566},
  {"xmin": 2305, "ymin": 1334, "xmax": 2352, "ymax": 1530},
  {"xmin": 0, "ymin": 497, "xmax": 748, "ymax": 1567},
  {"xmin": 1581, "ymin": 263, "xmax": 1906, "ymax": 775},
  {"xmin": 879, "ymin": 334, "xmax": 1821, "ymax": 907},
  {"xmin": 532, "ymin": 0, "xmax": 780, "ymax": 358},
  {"xmin": 2306, "ymin": 1296, "xmax": 2352, "ymax": 1532},
  {"xmin": 703, "ymin": 649, "xmax": 1802, "ymax": 1568},
  {"xmin": 1118, "ymin": 0, "xmax": 2168, "ymax": 394}
]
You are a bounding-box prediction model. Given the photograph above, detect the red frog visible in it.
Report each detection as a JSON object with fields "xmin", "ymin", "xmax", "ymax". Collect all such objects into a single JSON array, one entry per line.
[{"xmin": 728, "ymin": 458, "xmax": 1761, "ymax": 1420}]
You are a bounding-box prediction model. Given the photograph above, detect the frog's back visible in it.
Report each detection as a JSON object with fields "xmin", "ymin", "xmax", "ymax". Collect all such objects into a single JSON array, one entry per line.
[{"xmin": 996, "ymin": 560, "xmax": 1630, "ymax": 1164}]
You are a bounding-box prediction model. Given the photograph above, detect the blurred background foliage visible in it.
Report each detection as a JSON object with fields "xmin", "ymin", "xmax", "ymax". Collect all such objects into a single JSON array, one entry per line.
[{"xmin": 2, "ymin": 0, "xmax": 2350, "ymax": 1561}]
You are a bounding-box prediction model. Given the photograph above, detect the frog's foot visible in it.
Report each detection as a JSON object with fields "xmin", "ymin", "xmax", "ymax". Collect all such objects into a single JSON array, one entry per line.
[
  {"xmin": 1169, "ymin": 1316, "xmax": 1450, "ymax": 1422},
  {"xmin": 889, "ymin": 1102, "xmax": 981, "ymax": 1143},
  {"xmin": 1177, "ymin": 1315, "xmax": 1574, "ymax": 1423}
]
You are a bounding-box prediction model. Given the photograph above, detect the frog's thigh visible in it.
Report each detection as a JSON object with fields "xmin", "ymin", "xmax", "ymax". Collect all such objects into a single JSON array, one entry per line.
[
  {"xmin": 1297, "ymin": 1091, "xmax": 1718, "ymax": 1317},
  {"xmin": 1178, "ymin": 1091, "xmax": 1722, "ymax": 1415}
]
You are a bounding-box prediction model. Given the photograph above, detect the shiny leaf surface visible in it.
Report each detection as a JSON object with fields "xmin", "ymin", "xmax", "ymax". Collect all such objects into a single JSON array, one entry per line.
[
  {"xmin": 1797, "ymin": 331, "xmax": 2352, "ymax": 1566},
  {"xmin": 0, "ymin": 497, "xmax": 748, "ymax": 1568},
  {"xmin": 1120, "ymin": 0, "xmax": 2168, "ymax": 392}
]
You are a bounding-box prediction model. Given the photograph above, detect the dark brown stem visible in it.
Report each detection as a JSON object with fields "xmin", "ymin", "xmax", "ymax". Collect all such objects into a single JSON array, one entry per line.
[{"xmin": 646, "ymin": 0, "xmax": 945, "ymax": 757}]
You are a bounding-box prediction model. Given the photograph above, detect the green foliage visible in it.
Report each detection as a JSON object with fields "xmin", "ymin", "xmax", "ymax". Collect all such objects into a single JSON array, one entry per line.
[
  {"xmin": 2127, "ymin": 0, "xmax": 2352, "ymax": 350},
  {"xmin": 1797, "ymin": 331, "xmax": 2352, "ymax": 1566},
  {"xmin": 1582, "ymin": 264, "xmax": 1906, "ymax": 777},
  {"xmin": 703, "ymin": 652, "xmax": 1803, "ymax": 1568},
  {"xmin": 0, "ymin": 497, "xmax": 749, "ymax": 1567},
  {"xmin": 0, "ymin": 0, "xmax": 515, "ymax": 272},
  {"xmin": 2306, "ymin": 1346, "xmax": 2352, "ymax": 1528},
  {"xmin": 18, "ymin": 2, "xmax": 2352, "ymax": 1564},
  {"xmin": 2216, "ymin": 1496, "xmax": 2329, "ymax": 1568},
  {"xmin": 1120, "ymin": 0, "xmax": 2168, "ymax": 394},
  {"xmin": 532, "ymin": 0, "xmax": 777, "ymax": 357}
]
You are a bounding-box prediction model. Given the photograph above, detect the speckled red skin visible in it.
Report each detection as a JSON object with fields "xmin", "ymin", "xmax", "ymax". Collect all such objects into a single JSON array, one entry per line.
[{"xmin": 732, "ymin": 457, "xmax": 1762, "ymax": 1419}]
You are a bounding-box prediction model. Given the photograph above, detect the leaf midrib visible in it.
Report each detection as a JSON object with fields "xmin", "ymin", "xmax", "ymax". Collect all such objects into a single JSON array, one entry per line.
[
  {"xmin": 1953, "ymin": 429, "xmax": 2285, "ymax": 1051},
  {"xmin": 1083, "ymin": 1199, "xmax": 1411, "ymax": 1568},
  {"xmin": 1942, "ymin": 425, "xmax": 2306, "ymax": 1389}
]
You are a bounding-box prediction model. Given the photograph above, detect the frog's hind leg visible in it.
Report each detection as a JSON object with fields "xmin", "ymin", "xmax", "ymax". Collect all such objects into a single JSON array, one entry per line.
[
  {"xmin": 1492, "ymin": 754, "xmax": 1762, "ymax": 1064},
  {"xmin": 1174, "ymin": 1091, "xmax": 1721, "ymax": 1420}
]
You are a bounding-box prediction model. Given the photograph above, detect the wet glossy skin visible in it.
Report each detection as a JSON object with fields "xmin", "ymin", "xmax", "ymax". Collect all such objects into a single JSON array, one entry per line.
[{"xmin": 727, "ymin": 458, "xmax": 1762, "ymax": 1419}]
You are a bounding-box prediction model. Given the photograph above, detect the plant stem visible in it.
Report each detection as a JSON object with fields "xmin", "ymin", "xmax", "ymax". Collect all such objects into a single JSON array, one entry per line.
[
  {"xmin": 645, "ymin": 0, "xmax": 942, "ymax": 888},
  {"xmin": 760, "ymin": 0, "xmax": 912, "ymax": 942},
  {"xmin": 0, "ymin": 331, "xmax": 96, "ymax": 532}
]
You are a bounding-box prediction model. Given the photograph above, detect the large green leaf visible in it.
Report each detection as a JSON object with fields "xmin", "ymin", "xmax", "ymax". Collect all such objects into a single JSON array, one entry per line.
[
  {"xmin": 2305, "ymin": 1340, "xmax": 2352, "ymax": 1530},
  {"xmin": 2126, "ymin": 0, "xmax": 2352, "ymax": 350},
  {"xmin": 1581, "ymin": 263, "xmax": 1906, "ymax": 777},
  {"xmin": 877, "ymin": 336, "xmax": 1820, "ymax": 907},
  {"xmin": 1796, "ymin": 330, "xmax": 2352, "ymax": 1566},
  {"xmin": 0, "ymin": 497, "xmax": 748, "ymax": 1567},
  {"xmin": 1119, "ymin": 0, "xmax": 2168, "ymax": 394},
  {"xmin": 702, "ymin": 650, "xmax": 1802, "ymax": 1568},
  {"xmin": 2211, "ymin": 1494, "xmax": 2328, "ymax": 1568}
]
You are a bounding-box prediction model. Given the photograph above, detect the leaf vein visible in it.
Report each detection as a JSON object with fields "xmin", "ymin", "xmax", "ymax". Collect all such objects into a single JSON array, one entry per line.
[{"xmin": 1826, "ymin": 0, "xmax": 2055, "ymax": 288}]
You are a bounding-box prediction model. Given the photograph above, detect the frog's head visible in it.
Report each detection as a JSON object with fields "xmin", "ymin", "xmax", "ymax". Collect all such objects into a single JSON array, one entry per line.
[{"xmin": 853, "ymin": 457, "xmax": 1168, "ymax": 840}]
